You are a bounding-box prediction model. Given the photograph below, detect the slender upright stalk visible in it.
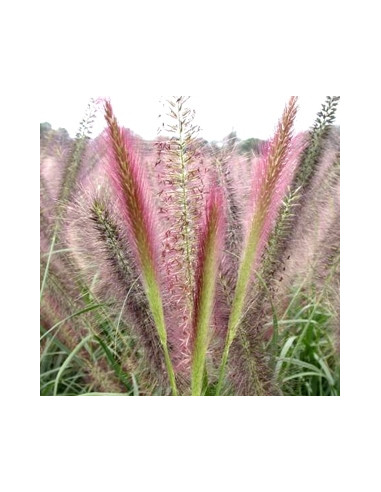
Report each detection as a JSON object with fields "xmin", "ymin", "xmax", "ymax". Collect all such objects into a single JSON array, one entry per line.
[
  {"xmin": 176, "ymin": 100, "xmax": 195, "ymax": 295},
  {"xmin": 216, "ymin": 97, "xmax": 299, "ymax": 395},
  {"xmin": 104, "ymin": 101, "xmax": 178, "ymax": 395},
  {"xmin": 216, "ymin": 223, "xmax": 261, "ymax": 394},
  {"xmin": 191, "ymin": 189, "xmax": 225, "ymax": 395}
]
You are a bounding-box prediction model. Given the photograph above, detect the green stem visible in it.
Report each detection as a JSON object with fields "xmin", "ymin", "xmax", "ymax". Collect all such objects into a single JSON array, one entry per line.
[
  {"xmin": 144, "ymin": 268, "xmax": 178, "ymax": 396},
  {"xmin": 216, "ymin": 219, "xmax": 261, "ymax": 395},
  {"xmin": 191, "ymin": 239, "xmax": 218, "ymax": 396}
]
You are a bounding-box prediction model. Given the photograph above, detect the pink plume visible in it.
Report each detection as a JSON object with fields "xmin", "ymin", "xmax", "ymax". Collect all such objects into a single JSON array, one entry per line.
[{"xmin": 103, "ymin": 101, "xmax": 161, "ymax": 283}]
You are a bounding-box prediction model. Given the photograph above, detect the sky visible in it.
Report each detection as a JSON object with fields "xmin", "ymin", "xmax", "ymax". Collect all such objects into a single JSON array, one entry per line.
[{"xmin": 39, "ymin": 95, "xmax": 340, "ymax": 142}]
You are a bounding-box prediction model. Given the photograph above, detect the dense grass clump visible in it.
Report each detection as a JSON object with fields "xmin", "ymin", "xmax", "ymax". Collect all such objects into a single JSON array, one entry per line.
[{"xmin": 40, "ymin": 96, "xmax": 340, "ymax": 396}]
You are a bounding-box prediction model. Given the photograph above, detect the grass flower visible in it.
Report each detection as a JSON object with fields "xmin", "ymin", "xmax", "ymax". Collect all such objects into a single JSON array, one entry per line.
[
  {"xmin": 104, "ymin": 100, "xmax": 178, "ymax": 395},
  {"xmin": 216, "ymin": 96, "xmax": 302, "ymax": 394},
  {"xmin": 191, "ymin": 188, "xmax": 225, "ymax": 395}
]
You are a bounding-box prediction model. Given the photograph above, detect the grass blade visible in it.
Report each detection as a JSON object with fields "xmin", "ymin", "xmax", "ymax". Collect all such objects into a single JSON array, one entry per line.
[{"xmin": 53, "ymin": 334, "xmax": 93, "ymax": 396}]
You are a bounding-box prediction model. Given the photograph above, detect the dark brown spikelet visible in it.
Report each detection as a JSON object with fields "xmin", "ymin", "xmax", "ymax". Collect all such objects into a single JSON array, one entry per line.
[
  {"xmin": 65, "ymin": 187, "xmax": 167, "ymax": 384},
  {"xmin": 229, "ymin": 321, "xmax": 277, "ymax": 396}
]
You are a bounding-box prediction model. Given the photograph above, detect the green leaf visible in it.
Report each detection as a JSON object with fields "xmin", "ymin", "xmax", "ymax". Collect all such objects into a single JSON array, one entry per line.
[
  {"xmin": 282, "ymin": 372, "xmax": 323, "ymax": 382},
  {"xmin": 94, "ymin": 335, "xmax": 132, "ymax": 391},
  {"xmin": 53, "ymin": 334, "xmax": 93, "ymax": 396},
  {"xmin": 275, "ymin": 336, "xmax": 297, "ymax": 378},
  {"xmin": 314, "ymin": 354, "xmax": 335, "ymax": 386},
  {"xmin": 277, "ymin": 357, "xmax": 323, "ymax": 373}
]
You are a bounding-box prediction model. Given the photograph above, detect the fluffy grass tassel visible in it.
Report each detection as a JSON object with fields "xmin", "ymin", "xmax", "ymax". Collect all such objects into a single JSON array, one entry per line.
[
  {"xmin": 104, "ymin": 101, "xmax": 178, "ymax": 395},
  {"xmin": 191, "ymin": 189, "xmax": 225, "ymax": 395},
  {"xmin": 216, "ymin": 96, "xmax": 300, "ymax": 394}
]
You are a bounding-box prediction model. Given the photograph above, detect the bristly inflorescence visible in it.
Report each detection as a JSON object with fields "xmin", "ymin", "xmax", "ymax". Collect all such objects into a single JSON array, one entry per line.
[
  {"xmin": 215, "ymin": 97, "xmax": 306, "ymax": 394},
  {"xmin": 227, "ymin": 98, "xmax": 340, "ymax": 395},
  {"xmin": 293, "ymin": 96, "xmax": 340, "ymax": 192},
  {"xmin": 154, "ymin": 96, "xmax": 209, "ymax": 374},
  {"xmin": 103, "ymin": 100, "xmax": 178, "ymax": 394},
  {"xmin": 66, "ymin": 190, "xmax": 167, "ymax": 381},
  {"xmin": 191, "ymin": 188, "xmax": 226, "ymax": 395}
]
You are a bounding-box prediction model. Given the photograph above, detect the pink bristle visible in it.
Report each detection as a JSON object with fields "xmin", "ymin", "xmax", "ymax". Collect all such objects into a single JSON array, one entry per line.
[{"xmin": 103, "ymin": 101, "xmax": 162, "ymax": 285}]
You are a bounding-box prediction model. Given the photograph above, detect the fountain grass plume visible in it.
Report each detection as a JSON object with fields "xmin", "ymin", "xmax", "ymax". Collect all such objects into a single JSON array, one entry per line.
[
  {"xmin": 294, "ymin": 96, "xmax": 340, "ymax": 192},
  {"xmin": 216, "ymin": 96, "xmax": 300, "ymax": 394},
  {"xmin": 154, "ymin": 96, "xmax": 207, "ymax": 373},
  {"xmin": 40, "ymin": 100, "xmax": 98, "ymax": 303},
  {"xmin": 104, "ymin": 100, "xmax": 178, "ymax": 395},
  {"xmin": 66, "ymin": 189, "xmax": 167, "ymax": 380},
  {"xmin": 227, "ymin": 187, "xmax": 302, "ymax": 395},
  {"xmin": 57, "ymin": 99, "xmax": 98, "ymax": 218},
  {"xmin": 277, "ymin": 128, "xmax": 340, "ymax": 300},
  {"xmin": 191, "ymin": 188, "xmax": 225, "ymax": 395},
  {"xmin": 213, "ymin": 144, "xmax": 244, "ymax": 292}
]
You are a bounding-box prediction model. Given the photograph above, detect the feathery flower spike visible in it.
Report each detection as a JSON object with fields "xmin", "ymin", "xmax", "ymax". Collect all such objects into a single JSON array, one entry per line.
[
  {"xmin": 216, "ymin": 96, "xmax": 299, "ymax": 394},
  {"xmin": 104, "ymin": 100, "xmax": 178, "ymax": 395},
  {"xmin": 191, "ymin": 188, "xmax": 225, "ymax": 395}
]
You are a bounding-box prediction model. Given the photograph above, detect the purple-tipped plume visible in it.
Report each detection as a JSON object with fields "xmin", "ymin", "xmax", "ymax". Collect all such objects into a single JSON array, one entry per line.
[
  {"xmin": 245, "ymin": 97, "xmax": 307, "ymax": 267},
  {"xmin": 103, "ymin": 101, "xmax": 161, "ymax": 283},
  {"xmin": 191, "ymin": 186, "xmax": 226, "ymax": 394},
  {"xmin": 103, "ymin": 101, "xmax": 178, "ymax": 394}
]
